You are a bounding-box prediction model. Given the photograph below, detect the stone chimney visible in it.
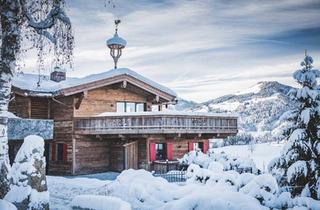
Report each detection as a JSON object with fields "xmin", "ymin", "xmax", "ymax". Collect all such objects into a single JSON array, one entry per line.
[{"xmin": 50, "ymin": 66, "xmax": 66, "ymax": 82}]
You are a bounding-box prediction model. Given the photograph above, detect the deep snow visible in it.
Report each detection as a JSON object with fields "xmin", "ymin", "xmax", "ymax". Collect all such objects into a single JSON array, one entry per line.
[
  {"xmin": 212, "ymin": 142, "xmax": 284, "ymax": 171},
  {"xmin": 46, "ymin": 143, "xmax": 285, "ymax": 209}
]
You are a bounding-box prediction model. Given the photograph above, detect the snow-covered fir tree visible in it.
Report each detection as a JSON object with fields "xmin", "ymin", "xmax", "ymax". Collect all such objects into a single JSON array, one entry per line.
[{"xmin": 269, "ymin": 53, "xmax": 320, "ymax": 199}]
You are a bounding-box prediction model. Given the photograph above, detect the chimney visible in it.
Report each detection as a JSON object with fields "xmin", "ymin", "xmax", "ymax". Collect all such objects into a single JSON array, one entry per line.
[{"xmin": 50, "ymin": 66, "xmax": 66, "ymax": 82}]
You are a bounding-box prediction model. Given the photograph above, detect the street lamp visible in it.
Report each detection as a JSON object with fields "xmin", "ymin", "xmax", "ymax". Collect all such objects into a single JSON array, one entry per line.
[{"xmin": 106, "ymin": 20, "xmax": 127, "ymax": 69}]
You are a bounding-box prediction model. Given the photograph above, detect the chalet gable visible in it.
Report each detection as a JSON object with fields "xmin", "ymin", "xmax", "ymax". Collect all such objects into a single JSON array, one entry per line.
[{"xmin": 12, "ymin": 68, "xmax": 177, "ymax": 102}]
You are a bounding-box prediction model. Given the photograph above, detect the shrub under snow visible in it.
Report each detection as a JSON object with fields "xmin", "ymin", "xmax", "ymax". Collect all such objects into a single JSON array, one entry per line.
[
  {"xmin": 184, "ymin": 163, "xmax": 319, "ymax": 209},
  {"xmin": 103, "ymin": 168, "xmax": 319, "ymax": 210},
  {"xmin": 105, "ymin": 169, "xmax": 268, "ymax": 210},
  {"xmin": 179, "ymin": 149, "xmax": 259, "ymax": 174},
  {"xmin": 5, "ymin": 135, "xmax": 49, "ymax": 210}
]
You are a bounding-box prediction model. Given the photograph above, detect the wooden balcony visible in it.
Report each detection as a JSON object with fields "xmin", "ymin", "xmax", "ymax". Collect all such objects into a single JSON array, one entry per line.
[{"xmin": 74, "ymin": 112, "xmax": 238, "ymax": 136}]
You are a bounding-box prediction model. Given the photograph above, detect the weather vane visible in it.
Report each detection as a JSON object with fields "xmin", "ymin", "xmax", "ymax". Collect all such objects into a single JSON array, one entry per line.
[{"xmin": 106, "ymin": 19, "xmax": 127, "ymax": 69}]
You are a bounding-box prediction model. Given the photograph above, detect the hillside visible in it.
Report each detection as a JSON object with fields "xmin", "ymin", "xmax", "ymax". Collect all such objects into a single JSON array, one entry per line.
[{"xmin": 175, "ymin": 81, "xmax": 297, "ymax": 141}]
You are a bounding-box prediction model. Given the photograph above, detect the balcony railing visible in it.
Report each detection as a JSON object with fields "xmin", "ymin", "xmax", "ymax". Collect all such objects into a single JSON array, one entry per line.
[{"xmin": 74, "ymin": 112, "xmax": 238, "ymax": 135}]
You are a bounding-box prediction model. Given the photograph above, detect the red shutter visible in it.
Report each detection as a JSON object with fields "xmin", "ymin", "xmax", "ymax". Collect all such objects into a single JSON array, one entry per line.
[
  {"xmin": 149, "ymin": 143, "xmax": 156, "ymax": 161},
  {"xmin": 167, "ymin": 143, "xmax": 173, "ymax": 160},
  {"xmin": 51, "ymin": 143, "xmax": 56, "ymax": 161},
  {"xmin": 188, "ymin": 142, "xmax": 194, "ymax": 152},
  {"xmin": 203, "ymin": 140, "xmax": 209, "ymax": 153},
  {"xmin": 63, "ymin": 144, "xmax": 68, "ymax": 162}
]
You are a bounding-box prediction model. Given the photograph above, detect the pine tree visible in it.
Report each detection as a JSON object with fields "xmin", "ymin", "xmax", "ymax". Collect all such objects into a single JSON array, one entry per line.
[{"xmin": 269, "ymin": 53, "xmax": 320, "ymax": 199}]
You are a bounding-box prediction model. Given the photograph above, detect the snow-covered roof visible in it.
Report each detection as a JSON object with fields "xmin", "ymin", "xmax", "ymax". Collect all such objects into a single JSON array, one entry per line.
[
  {"xmin": 106, "ymin": 33, "xmax": 127, "ymax": 47},
  {"xmin": 97, "ymin": 110, "xmax": 238, "ymax": 118},
  {"xmin": 12, "ymin": 68, "xmax": 177, "ymax": 98}
]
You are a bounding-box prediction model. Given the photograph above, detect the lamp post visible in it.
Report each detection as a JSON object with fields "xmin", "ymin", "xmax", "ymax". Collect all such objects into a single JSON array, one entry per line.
[{"xmin": 106, "ymin": 20, "xmax": 127, "ymax": 69}]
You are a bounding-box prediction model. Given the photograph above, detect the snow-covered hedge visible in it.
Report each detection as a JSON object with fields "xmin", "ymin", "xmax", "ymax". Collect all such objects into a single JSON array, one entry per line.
[
  {"xmin": 104, "ymin": 169, "xmax": 320, "ymax": 210},
  {"xmin": 105, "ymin": 169, "xmax": 267, "ymax": 210},
  {"xmin": 179, "ymin": 149, "xmax": 260, "ymax": 174},
  {"xmin": 189, "ymin": 164, "xmax": 320, "ymax": 209}
]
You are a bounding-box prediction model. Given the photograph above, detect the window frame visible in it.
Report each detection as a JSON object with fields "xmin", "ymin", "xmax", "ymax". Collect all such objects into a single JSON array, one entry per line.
[
  {"xmin": 116, "ymin": 101, "xmax": 146, "ymax": 113},
  {"xmin": 155, "ymin": 143, "xmax": 167, "ymax": 160},
  {"xmin": 193, "ymin": 142, "xmax": 204, "ymax": 152},
  {"xmin": 51, "ymin": 143, "xmax": 67, "ymax": 162}
]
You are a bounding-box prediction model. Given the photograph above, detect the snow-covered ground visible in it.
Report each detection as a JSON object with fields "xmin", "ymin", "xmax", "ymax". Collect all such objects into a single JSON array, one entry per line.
[
  {"xmin": 213, "ymin": 142, "xmax": 285, "ymax": 171},
  {"xmin": 47, "ymin": 143, "xmax": 285, "ymax": 209},
  {"xmin": 48, "ymin": 175, "xmax": 111, "ymax": 210}
]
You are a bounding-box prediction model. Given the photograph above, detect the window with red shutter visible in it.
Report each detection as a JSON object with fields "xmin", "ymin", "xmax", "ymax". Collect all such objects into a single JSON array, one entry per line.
[
  {"xmin": 62, "ymin": 144, "xmax": 68, "ymax": 162},
  {"xmin": 188, "ymin": 142, "xmax": 194, "ymax": 152},
  {"xmin": 57, "ymin": 144, "xmax": 63, "ymax": 161},
  {"xmin": 167, "ymin": 143, "xmax": 173, "ymax": 160},
  {"xmin": 51, "ymin": 143, "xmax": 56, "ymax": 161},
  {"xmin": 203, "ymin": 140, "xmax": 209, "ymax": 153},
  {"xmin": 149, "ymin": 143, "xmax": 156, "ymax": 161}
]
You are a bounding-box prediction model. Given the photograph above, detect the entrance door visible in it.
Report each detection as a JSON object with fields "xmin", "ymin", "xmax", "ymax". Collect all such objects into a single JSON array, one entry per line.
[
  {"xmin": 110, "ymin": 144, "xmax": 125, "ymax": 172},
  {"xmin": 124, "ymin": 141, "xmax": 138, "ymax": 169}
]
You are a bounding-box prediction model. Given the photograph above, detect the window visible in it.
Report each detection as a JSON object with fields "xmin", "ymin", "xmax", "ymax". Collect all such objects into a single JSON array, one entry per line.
[
  {"xmin": 51, "ymin": 143, "xmax": 67, "ymax": 162},
  {"xmin": 151, "ymin": 105, "xmax": 160, "ymax": 112},
  {"xmin": 57, "ymin": 144, "xmax": 64, "ymax": 161},
  {"xmin": 136, "ymin": 103, "xmax": 144, "ymax": 112},
  {"xmin": 116, "ymin": 102, "xmax": 125, "ymax": 113},
  {"xmin": 193, "ymin": 142, "xmax": 204, "ymax": 152},
  {"xmin": 155, "ymin": 143, "xmax": 167, "ymax": 160},
  {"xmin": 162, "ymin": 104, "xmax": 168, "ymax": 111},
  {"xmin": 126, "ymin": 102, "xmax": 135, "ymax": 113},
  {"xmin": 116, "ymin": 102, "xmax": 146, "ymax": 113}
]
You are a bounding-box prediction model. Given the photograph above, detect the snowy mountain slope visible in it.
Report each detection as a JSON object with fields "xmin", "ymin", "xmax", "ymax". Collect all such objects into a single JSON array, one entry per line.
[{"xmin": 176, "ymin": 81, "xmax": 297, "ymax": 140}]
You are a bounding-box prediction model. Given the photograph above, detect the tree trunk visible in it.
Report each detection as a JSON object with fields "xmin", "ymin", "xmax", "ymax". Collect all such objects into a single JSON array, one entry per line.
[{"xmin": 0, "ymin": 0, "xmax": 20, "ymax": 198}]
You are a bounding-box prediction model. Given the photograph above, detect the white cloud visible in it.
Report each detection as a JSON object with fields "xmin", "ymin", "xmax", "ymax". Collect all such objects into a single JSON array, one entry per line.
[{"xmin": 21, "ymin": 0, "xmax": 320, "ymax": 102}]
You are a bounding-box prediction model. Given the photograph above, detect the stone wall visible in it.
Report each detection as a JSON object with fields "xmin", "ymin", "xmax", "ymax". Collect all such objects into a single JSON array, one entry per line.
[{"xmin": 8, "ymin": 118, "xmax": 53, "ymax": 140}]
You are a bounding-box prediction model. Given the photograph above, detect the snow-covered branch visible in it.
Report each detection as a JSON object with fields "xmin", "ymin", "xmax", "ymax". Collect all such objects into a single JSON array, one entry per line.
[{"xmin": 20, "ymin": 0, "xmax": 71, "ymax": 43}]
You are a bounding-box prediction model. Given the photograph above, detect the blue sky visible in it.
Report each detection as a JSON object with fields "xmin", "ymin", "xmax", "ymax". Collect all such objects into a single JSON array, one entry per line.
[{"xmin": 24, "ymin": 0, "xmax": 320, "ymax": 102}]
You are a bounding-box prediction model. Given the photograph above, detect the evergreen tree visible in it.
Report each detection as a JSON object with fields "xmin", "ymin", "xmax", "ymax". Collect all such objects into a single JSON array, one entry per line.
[{"xmin": 269, "ymin": 53, "xmax": 320, "ymax": 199}]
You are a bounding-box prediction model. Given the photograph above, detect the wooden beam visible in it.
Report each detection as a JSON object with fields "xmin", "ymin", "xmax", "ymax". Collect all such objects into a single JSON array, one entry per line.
[{"xmin": 74, "ymin": 92, "xmax": 84, "ymax": 110}]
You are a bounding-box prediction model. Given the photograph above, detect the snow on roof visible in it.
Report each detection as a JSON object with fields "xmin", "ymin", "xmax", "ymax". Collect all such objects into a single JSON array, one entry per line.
[
  {"xmin": 106, "ymin": 33, "xmax": 127, "ymax": 47},
  {"xmin": 12, "ymin": 68, "xmax": 177, "ymax": 97},
  {"xmin": 97, "ymin": 110, "xmax": 238, "ymax": 118}
]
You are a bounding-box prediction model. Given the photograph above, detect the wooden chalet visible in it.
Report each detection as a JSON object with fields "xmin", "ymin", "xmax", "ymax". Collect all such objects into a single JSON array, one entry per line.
[
  {"xmin": 8, "ymin": 68, "xmax": 237, "ymax": 175},
  {"xmin": 7, "ymin": 23, "xmax": 237, "ymax": 175}
]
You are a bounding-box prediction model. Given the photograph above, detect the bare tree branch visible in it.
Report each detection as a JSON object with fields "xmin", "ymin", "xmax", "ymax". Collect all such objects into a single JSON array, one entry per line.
[
  {"xmin": 21, "ymin": 0, "xmax": 71, "ymax": 29},
  {"xmin": 20, "ymin": 0, "xmax": 71, "ymax": 44}
]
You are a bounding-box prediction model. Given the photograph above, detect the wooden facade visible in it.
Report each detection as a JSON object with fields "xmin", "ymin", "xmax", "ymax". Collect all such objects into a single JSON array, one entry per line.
[{"xmin": 8, "ymin": 71, "xmax": 238, "ymax": 175}]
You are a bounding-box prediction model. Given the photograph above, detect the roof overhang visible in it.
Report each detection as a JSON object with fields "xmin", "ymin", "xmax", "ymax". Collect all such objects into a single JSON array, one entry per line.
[{"xmin": 12, "ymin": 74, "xmax": 177, "ymax": 103}]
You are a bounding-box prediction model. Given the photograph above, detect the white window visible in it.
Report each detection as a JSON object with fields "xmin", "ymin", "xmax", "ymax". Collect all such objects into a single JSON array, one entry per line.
[
  {"xmin": 136, "ymin": 103, "xmax": 144, "ymax": 112},
  {"xmin": 126, "ymin": 102, "xmax": 135, "ymax": 113},
  {"xmin": 116, "ymin": 102, "xmax": 125, "ymax": 113},
  {"xmin": 116, "ymin": 102, "xmax": 146, "ymax": 113},
  {"xmin": 152, "ymin": 105, "xmax": 159, "ymax": 112}
]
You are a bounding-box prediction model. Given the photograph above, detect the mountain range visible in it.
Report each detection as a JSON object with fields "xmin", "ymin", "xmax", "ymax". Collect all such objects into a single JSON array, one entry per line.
[{"xmin": 175, "ymin": 81, "xmax": 297, "ymax": 141}]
